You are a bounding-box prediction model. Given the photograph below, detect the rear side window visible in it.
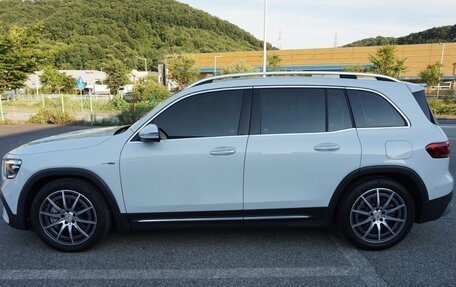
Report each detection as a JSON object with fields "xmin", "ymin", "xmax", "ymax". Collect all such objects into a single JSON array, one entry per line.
[
  {"xmin": 327, "ymin": 89, "xmax": 353, "ymax": 132},
  {"xmin": 153, "ymin": 90, "xmax": 243, "ymax": 138},
  {"xmin": 259, "ymin": 88, "xmax": 325, "ymax": 134},
  {"xmin": 347, "ymin": 90, "xmax": 407, "ymax": 128},
  {"xmin": 412, "ymin": 90, "xmax": 436, "ymax": 124}
]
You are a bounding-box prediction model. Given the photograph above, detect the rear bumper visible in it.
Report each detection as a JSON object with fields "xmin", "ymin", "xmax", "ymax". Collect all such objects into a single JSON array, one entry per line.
[
  {"xmin": 417, "ymin": 191, "xmax": 453, "ymax": 223},
  {"xmin": 0, "ymin": 190, "xmax": 28, "ymax": 230}
]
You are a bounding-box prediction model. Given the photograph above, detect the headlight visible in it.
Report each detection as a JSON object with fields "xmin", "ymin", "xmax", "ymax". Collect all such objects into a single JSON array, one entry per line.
[{"xmin": 3, "ymin": 159, "xmax": 22, "ymax": 179}]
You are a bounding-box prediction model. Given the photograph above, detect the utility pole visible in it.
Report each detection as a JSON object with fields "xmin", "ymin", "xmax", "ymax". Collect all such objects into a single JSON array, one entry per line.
[
  {"xmin": 262, "ymin": 0, "xmax": 268, "ymax": 73},
  {"xmin": 35, "ymin": 71, "xmax": 45, "ymax": 108},
  {"xmin": 436, "ymin": 43, "xmax": 445, "ymax": 98},
  {"xmin": 214, "ymin": 55, "xmax": 223, "ymax": 76},
  {"xmin": 278, "ymin": 29, "xmax": 282, "ymax": 50}
]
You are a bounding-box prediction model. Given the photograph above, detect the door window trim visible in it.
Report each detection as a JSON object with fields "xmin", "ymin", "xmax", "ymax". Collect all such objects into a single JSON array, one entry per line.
[{"xmin": 129, "ymin": 87, "xmax": 253, "ymax": 142}]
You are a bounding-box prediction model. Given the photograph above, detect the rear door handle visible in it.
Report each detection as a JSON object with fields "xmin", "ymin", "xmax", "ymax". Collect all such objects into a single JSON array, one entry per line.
[
  {"xmin": 313, "ymin": 143, "xmax": 340, "ymax": 151},
  {"xmin": 210, "ymin": 146, "xmax": 236, "ymax": 156}
]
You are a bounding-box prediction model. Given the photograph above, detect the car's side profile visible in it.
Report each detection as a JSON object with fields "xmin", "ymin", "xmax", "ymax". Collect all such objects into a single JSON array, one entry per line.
[{"xmin": 1, "ymin": 72, "xmax": 453, "ymax": 252}]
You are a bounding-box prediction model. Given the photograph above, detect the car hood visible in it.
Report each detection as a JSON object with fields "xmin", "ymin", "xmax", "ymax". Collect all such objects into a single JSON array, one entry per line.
[{"xmin": 7, "ymin": 126, "xmax": 121, "ymax": 155}]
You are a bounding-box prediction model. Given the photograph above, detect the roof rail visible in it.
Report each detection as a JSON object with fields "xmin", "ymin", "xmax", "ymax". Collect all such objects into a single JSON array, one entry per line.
[{"xmin": 188, "ymin": 71, "xmax": 400, "ymax": 88}]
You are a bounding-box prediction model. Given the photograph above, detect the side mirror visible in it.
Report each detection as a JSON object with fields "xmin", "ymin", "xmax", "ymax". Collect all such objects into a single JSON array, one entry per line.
[{"xmin": 139, "ymin": 124, "xmax": 160, "ymax": 142}]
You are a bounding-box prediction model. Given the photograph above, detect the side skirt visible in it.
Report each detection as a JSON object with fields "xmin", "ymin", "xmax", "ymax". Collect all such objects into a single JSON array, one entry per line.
[{"xmin": 127, "ymin": 207, "xmax": 331, "ymax": 231}]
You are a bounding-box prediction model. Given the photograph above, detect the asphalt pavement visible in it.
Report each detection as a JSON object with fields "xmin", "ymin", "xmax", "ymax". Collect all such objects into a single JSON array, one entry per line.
[{"xmin": 0, "ymin": 124, "xmax": 454, "ymax": 286}]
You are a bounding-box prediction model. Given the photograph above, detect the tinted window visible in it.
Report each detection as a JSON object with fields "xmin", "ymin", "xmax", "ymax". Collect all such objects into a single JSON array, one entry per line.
[
  {"xmin": 154, "ymin": 90, "xmax": 243, "ymax": 138},
  {"xmin": 259, "ymin": 88, "xmax": 325, "ymax": 134},
  {"xmin": 347, "ymin": 90, "xmax": 406, "ymax": 128},
  {"xmin": 412, "ymin": 90, "xmax": 436, "ymax": 124},
  {"xmin": 327, "ymin": 89, "xmax": 353, "ymax": 131}
]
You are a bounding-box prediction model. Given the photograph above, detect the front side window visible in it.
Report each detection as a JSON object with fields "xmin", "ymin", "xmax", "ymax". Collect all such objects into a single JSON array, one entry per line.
[
  {"xmin": 347, "ymin": 90, "xmax": 406, "ymax": 128},
  {"xmin": 153, "ymin": 90, "xmax": 244, "ymax": 138}
]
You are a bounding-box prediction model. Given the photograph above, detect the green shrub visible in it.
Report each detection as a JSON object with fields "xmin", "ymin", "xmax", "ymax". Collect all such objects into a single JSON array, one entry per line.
[
  {"xmin": 117, "ymin": 102, "xmax": 153, "ymax": 124},
  {"xmin": 29, "ymin": 109, "xmax": 75, "ymax": 124},
  {"xmin": 129, "ymin": 77, "xmax": 171, "ymax": 104},
  {"xmin": 107, "ymin": 97, "xmax": 129, "ymax": 111},
  {"xmin": 443, "ymin": 90, "xmax": 455, "ymax": 104},
  {"xmin": 426, "ymin": 98, "xmax": 456, "ymax": 116}
]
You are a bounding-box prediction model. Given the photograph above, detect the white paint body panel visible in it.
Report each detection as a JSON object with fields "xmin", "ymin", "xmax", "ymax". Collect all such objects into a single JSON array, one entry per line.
[
  {"xmin": 120, "ymin": 136, "xmax": 247, "ymax": 213},
  {"xmin": 2, "ymin": 127, "xmax": 132, "ymax": 214},
  {"xmin": 244, "ymin": 129, "xmax": 361, "ymax": 209},
  {"xmin": 353, "ymin": 83, "xmax": 453, "ymax": 200}
]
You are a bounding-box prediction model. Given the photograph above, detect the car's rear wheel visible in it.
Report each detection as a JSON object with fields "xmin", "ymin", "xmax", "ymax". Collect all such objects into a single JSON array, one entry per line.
[
  {"xmin": 30, "ymin": 178, "xmax": 111, "ymax": 252},
  {"xmin": 338, "ymin": 178, "xmax": 415, "ymax": 250}
]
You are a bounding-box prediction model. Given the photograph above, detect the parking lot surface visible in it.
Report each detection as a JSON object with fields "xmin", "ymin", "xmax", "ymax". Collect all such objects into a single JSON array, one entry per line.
[{"xmin": 0, "ymin": 124, "xmax": 454, "ymax": 286}]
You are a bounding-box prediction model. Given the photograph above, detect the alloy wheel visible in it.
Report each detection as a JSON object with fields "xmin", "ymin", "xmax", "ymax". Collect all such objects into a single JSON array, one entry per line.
[
  {"xmin": 38, "ymin": 190, "xmax": 97, "ymax": 246},
  {"xmin": 350, "ymin": 188, "xmax": 407, "ymax": 244}
]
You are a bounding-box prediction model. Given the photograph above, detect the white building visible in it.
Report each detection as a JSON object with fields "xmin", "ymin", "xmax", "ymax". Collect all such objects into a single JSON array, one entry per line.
[{"xmin": 25, "ymin": 70, "xmax": 108, "ymax": 91}]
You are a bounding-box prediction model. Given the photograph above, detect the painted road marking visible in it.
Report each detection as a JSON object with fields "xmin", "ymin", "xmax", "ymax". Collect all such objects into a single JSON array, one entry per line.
[{"xmin": 333, "ymin": 238, "xmax": 388, "ymax": 287}]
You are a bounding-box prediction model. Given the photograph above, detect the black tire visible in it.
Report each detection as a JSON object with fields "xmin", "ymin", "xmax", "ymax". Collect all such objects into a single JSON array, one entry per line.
[
  {"xmin": 30, "ymin": 178, "xmax": 111, "ymax": 252},
  {"xmin": 337, "ymin": 178, "xmax": 415, "ymax": 250}
]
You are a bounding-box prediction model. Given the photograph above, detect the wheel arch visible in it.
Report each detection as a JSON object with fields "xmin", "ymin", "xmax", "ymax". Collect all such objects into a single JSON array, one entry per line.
[
  {"xmin": 17, "ymin": 168, "xmax": 130, "ymax": 231},
  {"xmin": 329, "ymin": 165, "xmax": 428, "ymax": 223}
]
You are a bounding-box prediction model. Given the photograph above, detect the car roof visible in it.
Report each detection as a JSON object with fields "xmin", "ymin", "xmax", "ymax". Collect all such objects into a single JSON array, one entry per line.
[{"xmin": 184, "ymin": 76, "xmax": 401, "ymax": 94}]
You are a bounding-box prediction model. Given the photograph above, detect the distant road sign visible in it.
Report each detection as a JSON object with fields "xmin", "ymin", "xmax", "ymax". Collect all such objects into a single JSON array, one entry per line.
[{"xmin": 76, "ymin": 76, "xmax": 86, "ymax": 90}]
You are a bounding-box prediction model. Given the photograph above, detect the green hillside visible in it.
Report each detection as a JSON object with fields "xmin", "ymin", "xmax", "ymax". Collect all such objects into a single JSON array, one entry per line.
[
  {"xmin": 345, "ymin": 25, "xmax": 456, "ymax": 47},
  {"xmin": 0, "ymin": 0, "xmax": 268, "ymax": 70}
]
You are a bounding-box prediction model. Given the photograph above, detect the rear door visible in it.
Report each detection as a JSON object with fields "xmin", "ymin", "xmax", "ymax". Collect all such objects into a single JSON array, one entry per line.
[{"xmin": 243, "ymin": 87, "xmax": 361, "ymax": 215}]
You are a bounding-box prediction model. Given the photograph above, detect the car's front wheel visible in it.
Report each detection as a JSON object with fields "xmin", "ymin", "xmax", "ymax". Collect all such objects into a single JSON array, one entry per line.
[
  {"xmin": 338, "ymin": 178, "xmax": 415, "ymax": 250},
  {"xmin": 30, "ymin": 178, "xmax": 111, "ymax": 252}
]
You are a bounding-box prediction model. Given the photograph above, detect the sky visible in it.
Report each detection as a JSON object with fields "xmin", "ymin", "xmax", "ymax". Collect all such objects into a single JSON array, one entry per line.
[{"xmin": 177, "ymin": 0, "xmax": 455, "ymax": 49}]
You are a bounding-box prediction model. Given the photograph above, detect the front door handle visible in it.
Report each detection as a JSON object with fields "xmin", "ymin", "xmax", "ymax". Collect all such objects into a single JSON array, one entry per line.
[
  {"xmin": 313, "ymin": 143, "xmax": 340, "ymax": 151},
  {"xmin": 210, "ymin": 146, "xmax": 236, "ymax": 156}
]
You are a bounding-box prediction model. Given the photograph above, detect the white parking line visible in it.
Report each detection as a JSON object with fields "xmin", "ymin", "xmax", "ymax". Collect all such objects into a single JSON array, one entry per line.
[
  {"xmin": 333, "ymin": 239, "xmax": 388, "ymax": 287},
  {"xmin": 0, "ymin": 267, "xmax": 359, "ymax": 280}
]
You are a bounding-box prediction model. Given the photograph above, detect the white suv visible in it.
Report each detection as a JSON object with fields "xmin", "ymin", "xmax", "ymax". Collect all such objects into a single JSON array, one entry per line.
[{"xmin": 1, "ymin": 72, "xmax": 453, "ymax": 252}]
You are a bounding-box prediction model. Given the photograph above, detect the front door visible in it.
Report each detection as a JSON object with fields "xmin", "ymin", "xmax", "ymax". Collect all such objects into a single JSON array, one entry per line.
[{"xmin": 120, "ymin": 89, "xmax": 251, "ymax": 216}]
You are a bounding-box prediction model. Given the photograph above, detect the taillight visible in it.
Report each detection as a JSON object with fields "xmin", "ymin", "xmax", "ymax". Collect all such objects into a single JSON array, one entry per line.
[{"xmin": 426, "ymin": 142, "xmax": 450, "ymax": 158}]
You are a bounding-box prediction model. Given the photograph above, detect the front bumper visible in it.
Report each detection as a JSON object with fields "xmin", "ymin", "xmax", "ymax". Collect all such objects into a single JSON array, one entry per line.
[
  {"xmin": 0, "ymin": 189, "xmax": 28, "ymax": 230},
  {"xmin": 416, "ymin": 191, "xmax": 453, "ymax": 223}
]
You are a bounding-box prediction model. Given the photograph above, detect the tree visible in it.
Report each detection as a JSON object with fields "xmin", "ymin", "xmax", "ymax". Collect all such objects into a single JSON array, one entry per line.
[
  {"xmin": 267, "ymin": 54, "xmax": 282, "ymax": 71},
  {"xmin": 368, "ymin": 45, "xmax": 407, "ymax": 78},
  {"xmin": 0, "ymin": 0, "xmax": 270, "ymax": 71},
  {"xmin": 220, "ymin": 60, "xmax": 256, "ymax": 75},
  {"xmin": 167, "ymin": 55, "xmax": 199, "ymax": 89},
  {"xmin": 40, "ymin": 66, "xmax": 76, "ymax": 94},
  {"xmin": 343, "ymin": 64, "xmax": 367, "ymax": 73},
  {"xmin": 0, "ymin": 25, "xmax": 44, "ymax": 92},
  {"xmin": 104, "ymin": 59, "xmax": 129, "ymax": 95},
  {"xmin": 419, "ymin": 62, "xmax": 443, "ymax": 92},
  {"xmin": 130, "ymin": 76, "xmax": 171, "ymax": 104}
]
